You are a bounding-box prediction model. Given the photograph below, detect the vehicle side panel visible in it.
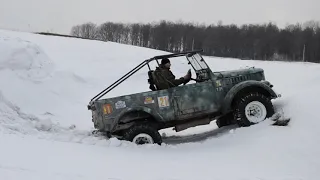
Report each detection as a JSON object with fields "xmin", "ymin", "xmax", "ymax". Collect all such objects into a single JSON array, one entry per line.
[{"xmin": 92, "ymin": 88, "xmax": 177, "ymax": 132}]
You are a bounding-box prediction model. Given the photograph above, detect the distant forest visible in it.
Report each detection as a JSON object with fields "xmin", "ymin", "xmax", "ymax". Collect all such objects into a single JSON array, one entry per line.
[{"xmin": 70, "ymin": 20, "xmax": 320, "ymax": 63}]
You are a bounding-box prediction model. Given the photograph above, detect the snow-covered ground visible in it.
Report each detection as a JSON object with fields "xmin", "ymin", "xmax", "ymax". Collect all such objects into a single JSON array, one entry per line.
[{"xmin": 1, "ymin": 29, "xmax": 320, "ymax": 180}]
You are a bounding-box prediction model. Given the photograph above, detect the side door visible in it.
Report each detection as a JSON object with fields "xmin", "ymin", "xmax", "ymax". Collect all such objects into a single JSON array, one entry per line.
[
  {"xmin": 151, "ymin": 89, "xmax": 176, "ymax": 122},
  {"xmin": 172, "ymin": 80, "xmax": 218, "ymax": 120}
]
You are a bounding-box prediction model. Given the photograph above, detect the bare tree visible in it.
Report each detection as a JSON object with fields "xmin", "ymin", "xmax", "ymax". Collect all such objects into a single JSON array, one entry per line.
[
  {"xmin": 70, "ymin": 25, "xmax": 81, "ymax": 37},
  {"xmin": 79, "ymin": 22, "xmax": 98, "ymax": 39},
  {"xmin": 97, "ymin": 22, "xmax": 114, "ymax": 41}
]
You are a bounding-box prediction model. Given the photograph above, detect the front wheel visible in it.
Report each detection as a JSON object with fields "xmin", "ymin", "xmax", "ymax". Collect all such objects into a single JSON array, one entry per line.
[{"xmin": 233, "ymin": 92, "xmax": 275, "ymax": 127}]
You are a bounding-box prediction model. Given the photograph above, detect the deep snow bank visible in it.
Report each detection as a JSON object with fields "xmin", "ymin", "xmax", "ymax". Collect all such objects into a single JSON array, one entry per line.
[{"xmin": 0, "ymin": 35, "xmax": 54, "ymax": 81}]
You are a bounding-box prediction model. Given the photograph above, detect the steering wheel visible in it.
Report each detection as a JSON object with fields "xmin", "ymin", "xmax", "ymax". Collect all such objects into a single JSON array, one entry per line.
[
  {"xmin": 182, "ymin": 70, "xmax": 205, "ymax": 85},
  {"xmin": 191, "ymin": 78, "xmax": 202, "ymax": 82},
  {"xmin": 183, "ymin": 69, "xmax": 193, "ymax": 85}
]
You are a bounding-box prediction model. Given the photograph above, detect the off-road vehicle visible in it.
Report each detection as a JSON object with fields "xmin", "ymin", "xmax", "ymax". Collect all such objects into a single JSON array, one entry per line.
[{"xmin": 87, "ymin": 50, "xmax": 281, "ymax": 145}]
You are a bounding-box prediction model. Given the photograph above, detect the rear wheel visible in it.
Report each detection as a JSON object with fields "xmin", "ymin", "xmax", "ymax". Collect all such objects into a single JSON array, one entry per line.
[
  {"xmin": 233, "ymin": 92, "xmax": 275, "ymax": 127},
  {"xmin": 122, "ymin": 124, "xmax": 162, "ymax": 145}
]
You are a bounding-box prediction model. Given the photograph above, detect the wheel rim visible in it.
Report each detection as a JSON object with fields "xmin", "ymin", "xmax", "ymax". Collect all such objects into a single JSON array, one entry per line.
[
  {"xmin": 132, "ymin": 133, "xmax": 154, "ymax": 145},
  {"xmin": 244, "ymin": 101, "xmax": 267, "ymax": 123}
]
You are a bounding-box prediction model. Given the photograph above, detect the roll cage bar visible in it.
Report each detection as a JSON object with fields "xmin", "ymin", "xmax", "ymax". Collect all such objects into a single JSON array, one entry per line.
[{"xmin": 88, "ymin": 49, "xmax": 203, "ymax": 106}]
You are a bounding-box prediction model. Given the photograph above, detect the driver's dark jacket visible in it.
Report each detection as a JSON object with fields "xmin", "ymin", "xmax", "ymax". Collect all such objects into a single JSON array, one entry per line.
[{"xmin": 153, "ymin": 64, "xmax": 184, "ymax": 90}]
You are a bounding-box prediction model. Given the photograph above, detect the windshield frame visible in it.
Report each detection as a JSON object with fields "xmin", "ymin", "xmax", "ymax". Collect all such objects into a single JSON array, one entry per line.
[
  {"xmin": 186, "ymin": 53, "xmax": 213, "ymax": 82},
  {"xmin": 186, "ymin": 53, "xmax": 209, "ymax": 71}
]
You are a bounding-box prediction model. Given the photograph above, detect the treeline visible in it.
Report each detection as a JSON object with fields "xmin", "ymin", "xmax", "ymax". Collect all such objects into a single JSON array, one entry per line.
[{"xmin": 70, "ymin": 20, "xmax": 320, "ymax": 63}]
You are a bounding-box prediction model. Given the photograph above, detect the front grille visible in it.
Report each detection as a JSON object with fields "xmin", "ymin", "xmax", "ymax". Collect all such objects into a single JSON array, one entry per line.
[
  {"xmin": 226, "ymin": 74, "xmax": 251, "ymax": 86},
  {"xmin": 226, "ymin": 72, "xmax": 264, "ymax": 85},
  {"xmin": 230, "ymin": 75, "xmax": 250, "ymax": 84}
]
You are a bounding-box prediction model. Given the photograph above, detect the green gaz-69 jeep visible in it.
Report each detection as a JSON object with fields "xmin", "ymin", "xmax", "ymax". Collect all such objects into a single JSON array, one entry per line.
[{"xmin": 87, "ymin": 50, "xmax": 281, "ymax": 145}]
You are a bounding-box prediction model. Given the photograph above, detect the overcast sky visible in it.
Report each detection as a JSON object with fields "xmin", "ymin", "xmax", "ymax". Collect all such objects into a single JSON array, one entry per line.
[{"xmin": 0, "ymin": 0, "xmax": 319, "ymax": 34}]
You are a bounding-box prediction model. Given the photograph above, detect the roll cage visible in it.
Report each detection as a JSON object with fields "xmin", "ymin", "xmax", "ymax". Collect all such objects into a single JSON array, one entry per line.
[{"xmin": 88, "ymin": 49, "xmax": 209, "ymax": 108}]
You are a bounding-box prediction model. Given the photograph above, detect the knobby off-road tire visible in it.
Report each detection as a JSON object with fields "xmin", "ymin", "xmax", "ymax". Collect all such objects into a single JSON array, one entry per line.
[
  {"xmin": 122, "ymin": 124, "xmax": 162, "ymax": 145},
  {"xmin": 233, "ymin": 92, "xmax": 275, "ymax": 127}
]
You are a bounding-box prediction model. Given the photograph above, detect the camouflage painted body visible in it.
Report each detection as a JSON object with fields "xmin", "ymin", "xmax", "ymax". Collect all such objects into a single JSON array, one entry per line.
[{"xmin": 90, "ymin": 62, "xmax": 278, "ymax": 134}]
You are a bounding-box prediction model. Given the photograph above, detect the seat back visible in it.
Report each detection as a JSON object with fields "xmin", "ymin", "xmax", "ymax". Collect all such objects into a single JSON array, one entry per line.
[{"xmin": 147, "ymin": 70, "xmax": 158, "ymax": 91}]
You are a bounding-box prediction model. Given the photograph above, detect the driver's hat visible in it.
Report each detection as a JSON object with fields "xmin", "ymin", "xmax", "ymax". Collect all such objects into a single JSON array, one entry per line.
[{"xmin": 161, "ymin": 58, "xmax": 170, "ymax": 65}]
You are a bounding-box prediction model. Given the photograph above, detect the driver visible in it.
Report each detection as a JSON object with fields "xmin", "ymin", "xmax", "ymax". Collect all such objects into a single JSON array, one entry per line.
[{"xmin": 153, "ymin": 58, "xmax": 191, "ymax": 90}]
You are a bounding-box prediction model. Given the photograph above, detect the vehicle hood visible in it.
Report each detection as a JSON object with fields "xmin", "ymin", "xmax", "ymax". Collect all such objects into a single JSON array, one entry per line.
[{"xmin": 214, "ymin": 67, "xmax": 264, "ymax": 78}]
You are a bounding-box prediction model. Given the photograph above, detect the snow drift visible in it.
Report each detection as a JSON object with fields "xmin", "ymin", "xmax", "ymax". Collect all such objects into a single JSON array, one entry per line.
[{"xmin": 1, "ymin": 29, "xmax": 320, "ymax": 180}]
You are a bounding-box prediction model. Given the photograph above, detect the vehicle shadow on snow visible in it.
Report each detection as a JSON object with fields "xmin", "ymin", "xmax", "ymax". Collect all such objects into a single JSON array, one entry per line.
[{"xmin": 162, "ymin": 124, "xmax": 238, "ymax": 145}]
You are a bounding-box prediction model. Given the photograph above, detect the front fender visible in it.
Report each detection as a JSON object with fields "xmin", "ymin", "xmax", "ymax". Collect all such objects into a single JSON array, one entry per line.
[
  {"xmin": 221, "ymin": 80, "xmax": 278, "ymax": 113},
  {"xmin": 111, "ymin": 106, "xmax": 164, "ymax": 131}
]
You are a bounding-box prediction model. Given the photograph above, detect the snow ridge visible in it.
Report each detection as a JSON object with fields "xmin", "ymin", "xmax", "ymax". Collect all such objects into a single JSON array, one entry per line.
[
  {"xmin": 0, "ymin": 90, "xmax": 106, "ymax": 145},
  {"xmin": 0, "ymin": 36, "xmax": 54, "ymax": 82}
]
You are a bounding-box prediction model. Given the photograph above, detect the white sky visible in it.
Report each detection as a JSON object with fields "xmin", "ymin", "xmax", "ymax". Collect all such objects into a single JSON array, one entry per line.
[{"xmin": 0, "ymin": 0, "xmax": 319, "ymax": 34}]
